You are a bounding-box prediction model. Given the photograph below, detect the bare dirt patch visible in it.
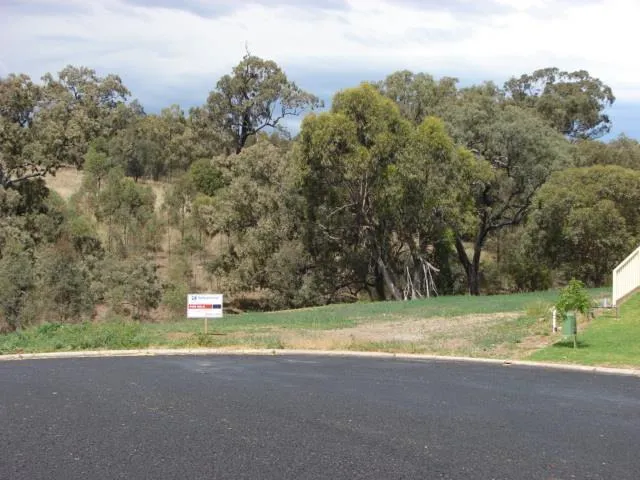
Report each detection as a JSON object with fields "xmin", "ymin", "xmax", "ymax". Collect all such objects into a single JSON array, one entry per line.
[
  {"xmin": 275, "ymin": 312, "xmax": 522, "ymax": 352},
  {"xmin": 337, "ymin": 312, "xmax": 517, "ymax": 341},
  {"xmin": 166, "ymin": 332, "xmax": 194, "ymax": 341}
]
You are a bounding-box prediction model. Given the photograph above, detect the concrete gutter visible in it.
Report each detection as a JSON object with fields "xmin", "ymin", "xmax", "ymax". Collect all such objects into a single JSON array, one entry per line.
[{"xmin": 1, "ymin": 347, "xmax": 639, "ymax": 377}]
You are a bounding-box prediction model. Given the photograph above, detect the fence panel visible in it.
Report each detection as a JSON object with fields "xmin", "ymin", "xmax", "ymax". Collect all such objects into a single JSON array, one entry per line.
[{"xmin": 613, "ymin": 246, "xmax": 640, "ymax": 306}]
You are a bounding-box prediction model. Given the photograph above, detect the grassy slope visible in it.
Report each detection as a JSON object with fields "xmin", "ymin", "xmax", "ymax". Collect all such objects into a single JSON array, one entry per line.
[
  {"xmin": 528, "ymin": 293, "xmax": 640, "ymax": 367},
  {"xmin": 0, "ymin": 288, "xmax": 609, "ymax": 356}
]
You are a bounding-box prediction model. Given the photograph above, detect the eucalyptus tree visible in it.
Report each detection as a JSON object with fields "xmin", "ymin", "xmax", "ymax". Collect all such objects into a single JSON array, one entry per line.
[
  {"xmin": 297, "ymin": 83, "xmax": 472, "ymax": 300},
  {"xmin": 39, "ymin": 65, "xmax": 132, "ymax": 168},
  {"xmin": 504, "ymin": 67, "xmax": 615, "ymax": 140},
  {"xmin": 193, "ymin": 53, "xmax": 321, "ymax": 154},
  {"xmin": 441, "ymin": 83, "xmax": 570, "ymax": 294},
  {"xmin": 573, "ymin": 134, "xmax": 640, "ymax": 170},
  {"xmin": 0, "ymin": 73, "xmax": 46, "ymax": 189}
]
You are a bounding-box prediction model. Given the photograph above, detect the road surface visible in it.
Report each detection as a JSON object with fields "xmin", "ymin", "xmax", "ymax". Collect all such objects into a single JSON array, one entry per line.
[{"xmin": 1, "ymin": 355, "xmax": 639, "ymax": 479}]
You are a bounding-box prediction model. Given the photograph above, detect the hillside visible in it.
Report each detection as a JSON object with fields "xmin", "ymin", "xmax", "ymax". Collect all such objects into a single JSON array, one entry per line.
[{"xmin": 44, "ymin": 166, "xmax": 221, "ymax": 316}]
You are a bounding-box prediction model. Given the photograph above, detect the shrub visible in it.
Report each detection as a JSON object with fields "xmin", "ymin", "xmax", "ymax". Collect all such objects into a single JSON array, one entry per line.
[{"xmin": 556, "ymin": 279, "xmax": 593, "ymax": 317}]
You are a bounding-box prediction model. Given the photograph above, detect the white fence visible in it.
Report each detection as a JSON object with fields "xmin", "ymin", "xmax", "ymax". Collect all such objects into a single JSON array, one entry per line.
[{"xmin": 612, "ymin": 245, "xmax": 640, "ymax": 306}]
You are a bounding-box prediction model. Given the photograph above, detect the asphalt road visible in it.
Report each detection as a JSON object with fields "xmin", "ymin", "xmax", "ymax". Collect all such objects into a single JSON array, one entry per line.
[{"xmin": 1, "ymin": 355, "xmax": 639, "ymax": 480}]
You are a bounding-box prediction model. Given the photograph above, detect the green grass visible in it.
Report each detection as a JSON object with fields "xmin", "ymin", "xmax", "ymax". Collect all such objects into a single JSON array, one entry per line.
[
  {"xmin": 528, "ymin": 293, "xmax": 640, "ymax": 367},
  {"xmin": 200, "ymin": 288, "xmax": 605, "ymax": 330},
  {"xmin": 0, "ymin": 321, "xmax": 151, "ymax": 354},
  {"xmin": 474, "ymin": 316, "xmax": 544, "ymax": 350},
  {"xmin": 0, "ymin": 288, "xmax": 609, "ymax": 356}
]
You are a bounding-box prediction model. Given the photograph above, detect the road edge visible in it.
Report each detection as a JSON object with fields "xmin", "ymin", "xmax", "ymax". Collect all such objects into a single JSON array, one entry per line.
[{"xmin": 1, "ymin": 347, "xmax": 639, "ymax": 376}]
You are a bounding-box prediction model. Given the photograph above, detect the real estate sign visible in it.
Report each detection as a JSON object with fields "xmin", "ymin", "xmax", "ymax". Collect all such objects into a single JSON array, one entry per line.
[{"xmin": 187, "ymin": 294, "xmax": 223, "ymax": 319}]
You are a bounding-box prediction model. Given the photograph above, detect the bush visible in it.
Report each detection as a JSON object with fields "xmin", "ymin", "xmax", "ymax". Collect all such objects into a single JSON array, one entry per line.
[
  {"xmin": 189, "ymin": 159, "xmax": 225, "ymax": 196},
  {"xmin": 35, "ymin": 243, "xmax": 97, "ymax": 322},
  {"xmin": 162, "ymin": 281, "xmax": 189, "ymax": 314},
  {"xmin": 100, "ymin": 256, "xmax": 162, "ymax": 319},
  {"xmin": 479, "ymin": 258, "xmax": 508, "ymax": 294},
  {"xmin": 500, "ymin": 228, "xmax": 553, "ymax": 292},
  {"xmin": 0, "ymin": 240, "xmax": 34, "ymax": 331}
]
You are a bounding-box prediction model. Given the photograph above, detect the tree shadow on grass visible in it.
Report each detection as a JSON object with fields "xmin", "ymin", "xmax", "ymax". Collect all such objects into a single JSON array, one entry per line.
[{"xmin": 550, "ymin": 339, "xmax": 591, "ymax": 349}]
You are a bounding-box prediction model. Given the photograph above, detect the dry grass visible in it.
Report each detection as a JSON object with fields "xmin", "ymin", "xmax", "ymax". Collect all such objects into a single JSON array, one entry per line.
[
  {"xmin": 201, "ymin": 311, "xmax": 556, "ymax": 359},
  {"xmin": 46, "ymin": 167, "xmax": 84, "ymax": 199},
  {"xmin": 324, "ymin": 312, "xmax": 514, "ymax": 342},
  {"xmin": 140, "ymin": 178, "xmax": 167, "ymax": 211},
  {"xmin": 46, "ymin": 167, "xmax": 167, "ymax": 210}
]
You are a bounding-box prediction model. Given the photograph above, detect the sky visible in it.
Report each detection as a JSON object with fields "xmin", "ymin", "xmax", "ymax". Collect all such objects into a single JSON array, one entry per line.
[{"xmin": 1, "ymin": 0, "xmax": 639, "ymax": 140}]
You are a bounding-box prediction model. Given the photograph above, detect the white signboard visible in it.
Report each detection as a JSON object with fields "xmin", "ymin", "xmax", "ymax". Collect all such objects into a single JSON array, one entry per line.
[{"xmin": 187, "ymin": 293, "xmax": 223, "ymax": 319}]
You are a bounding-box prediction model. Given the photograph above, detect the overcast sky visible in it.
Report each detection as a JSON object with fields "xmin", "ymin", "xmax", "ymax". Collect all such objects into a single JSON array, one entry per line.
[{"xmin": 2, "ymin": 0, "xmax": 638, "ymax": 139}]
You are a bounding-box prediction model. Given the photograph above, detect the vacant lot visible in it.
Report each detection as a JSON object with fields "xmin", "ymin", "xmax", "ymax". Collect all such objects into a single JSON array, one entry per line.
[
  {"xmin": 1, "ymin": 289, "xmax": 613, "ymax": 360},
  {"xmin": 35, "ymin": 168, "xmax": 615, "ymax": 362}
]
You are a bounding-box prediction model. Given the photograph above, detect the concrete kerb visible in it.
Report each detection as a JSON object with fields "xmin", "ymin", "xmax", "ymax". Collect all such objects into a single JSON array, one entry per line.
[{"xmin": 1, "ymin": 348, "xmax": 639, "ymax": 377}]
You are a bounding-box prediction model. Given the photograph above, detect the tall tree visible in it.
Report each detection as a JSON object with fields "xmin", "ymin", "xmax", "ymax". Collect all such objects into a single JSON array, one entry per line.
[
  {"xmin": 160, "ymin": 105, "xmax": 198, "ymax": 175},
  {"xmin": 1, "ymin": 66, "xmax": 133, "ymax": 190},
  {"xmin": 0, "ymin": 74, "xmax": 46, "ymax": 189},
  {"xmin": 163, "ymin": 174, "xmax": 196, "ymax": 242},
  {"xmin": 96, "ymin": 170, "xmax": 156, "ymax": 255},
  {"xmin": 298, "ymin": 83, "xmax": 469, "ymax": 300},
  {"xmin": 202, "ymin": 139, "xmax": 320, "ymax": 308},
  {"xmin": 194, "ymin": 52, "xmax": 321, "ymax": 154},
  {"xmin": 39, "ymin": 65, "xmax": 131, "ymax": 167},
  {"xmin": 388, "ymin": 116, "xmax": 479, "ymax": 299},
  {"xmin": 298, "ymin": 83, "xmax": 410, "ymax": 299},
  {"xmin": 108, "ymin": 116, "xmax": 164, "ymax": 181},
  {"xmin": 504, "ymin": 67, "xmax": 615, "ymax": 140},
  {"xmin": 442, "ymin": 83, "xmax": 570, "ymax": 294}
]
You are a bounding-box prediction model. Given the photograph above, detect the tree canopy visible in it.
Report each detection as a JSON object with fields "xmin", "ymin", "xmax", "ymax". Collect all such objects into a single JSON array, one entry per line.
[
  {"xmin": 504, "ymin": 67, "xmax": 615, "ymax": 140},
  {"xmin": 527, "ymin": 165, "xmax": 640, "ymax": 285}
]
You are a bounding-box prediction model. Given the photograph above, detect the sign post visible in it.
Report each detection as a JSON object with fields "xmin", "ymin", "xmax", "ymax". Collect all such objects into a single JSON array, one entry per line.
[{"xmin": 187, "ymin": 294, "xmax": 223, "ymax": 334}]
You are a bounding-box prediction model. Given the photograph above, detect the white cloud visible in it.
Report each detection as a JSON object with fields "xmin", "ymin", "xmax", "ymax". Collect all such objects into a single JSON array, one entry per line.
[{"xmin": 1, "ymin": 0, "xmax": 639, "ymax": 101}]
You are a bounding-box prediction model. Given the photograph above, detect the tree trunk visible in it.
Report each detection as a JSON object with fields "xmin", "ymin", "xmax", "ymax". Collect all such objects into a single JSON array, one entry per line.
[
  {"xmin": 454, "ymin": 234, "xmax": 481, "ymax": 296},
  {"xmin": 376, "ymin": 258, "xmax": 402, "ymax": 301},
  {"xmin": 470, "ymin": 246, "xmax": 482, "ymax": 296},
  {"xmin": 181, "ymin": 204, "xmax": 185, "ymax": 242},
  {"xmin": 237, "ymin": 112, "xmax": 252, "ymax": 154},
  {"xmin": 374, "ymin": 265, "xmax": 386, "ymax": 301}
]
